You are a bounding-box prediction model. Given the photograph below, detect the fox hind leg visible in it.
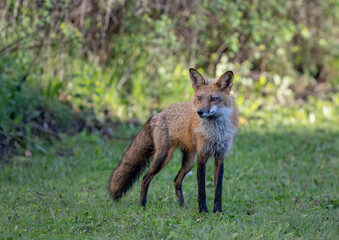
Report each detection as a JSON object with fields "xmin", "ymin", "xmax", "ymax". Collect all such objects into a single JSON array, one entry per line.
[
  {"xmin": 174, "ymin": 150, "xmax": 196, "ymax": 206},
  {"xmin": 140, "ymin": 146, "xmax": 175, "ymax": 207}
]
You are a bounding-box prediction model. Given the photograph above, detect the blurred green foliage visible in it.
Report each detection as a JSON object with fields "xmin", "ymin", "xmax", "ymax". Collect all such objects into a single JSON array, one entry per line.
[{"xmin": 0, "ymin": 0, "xmax": 338, "ymax": 148}]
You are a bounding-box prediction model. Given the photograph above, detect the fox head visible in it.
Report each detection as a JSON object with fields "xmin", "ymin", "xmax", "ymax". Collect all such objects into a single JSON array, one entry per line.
[{"xmin": 189, "ymin": 68, "xmax": 234, "ymax": 119}]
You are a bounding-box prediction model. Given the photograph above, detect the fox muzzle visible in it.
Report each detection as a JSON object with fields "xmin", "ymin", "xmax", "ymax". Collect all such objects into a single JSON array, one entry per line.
[{"xmin": 197, "ymin": 109, "xmax": 216, "ymax": 118}]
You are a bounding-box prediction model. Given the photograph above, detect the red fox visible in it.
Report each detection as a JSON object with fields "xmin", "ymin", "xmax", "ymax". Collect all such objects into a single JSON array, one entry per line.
[{"xmin": 109, "ymin": 68, "xmax": 239, "ymax": 213}]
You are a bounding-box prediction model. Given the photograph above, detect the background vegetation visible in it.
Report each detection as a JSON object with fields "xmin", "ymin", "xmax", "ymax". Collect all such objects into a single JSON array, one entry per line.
[
  {"xmin": 0, "ymin": 0, "xmax": 338, "ymax": 238},
  {"xmin": 1, "ymin": 1, "xmax": 338, "ymax": 137}
]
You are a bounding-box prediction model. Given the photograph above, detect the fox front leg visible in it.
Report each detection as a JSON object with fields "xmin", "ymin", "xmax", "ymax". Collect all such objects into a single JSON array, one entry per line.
[
  {"xmin": 197, "ymin": 158, "xmax": 208, "ymax": 213},
  {"xmin": 213, "ymin": 159, "xmax": 224, "ymax": 213}
]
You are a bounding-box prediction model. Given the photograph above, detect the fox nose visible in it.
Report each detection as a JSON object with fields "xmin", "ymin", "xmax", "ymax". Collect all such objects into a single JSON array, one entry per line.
[{"xmin": 197, "ymin": 110, "xmax": 204, "ymax": 116}]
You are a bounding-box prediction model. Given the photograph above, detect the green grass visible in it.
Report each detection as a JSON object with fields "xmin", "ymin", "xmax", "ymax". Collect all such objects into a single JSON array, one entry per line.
[{"xmin": 1, "ymin": 116, "xmax": 339, "ymax": 239}]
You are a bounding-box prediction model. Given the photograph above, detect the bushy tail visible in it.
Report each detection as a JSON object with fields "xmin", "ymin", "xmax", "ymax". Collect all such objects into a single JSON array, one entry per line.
[{"xmin": 109, "ymin": 118, "xmax": 154, "ymax": 200}]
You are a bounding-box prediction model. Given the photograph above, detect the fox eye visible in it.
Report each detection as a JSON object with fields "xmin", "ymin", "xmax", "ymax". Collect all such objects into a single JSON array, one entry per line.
[
  {"xmin": 210, "ymin": 97, "xmax": 218, "ymax": 102},
  {"xmin": 197, "ymin": 96, "xmax": 202, "ymax": 100}
]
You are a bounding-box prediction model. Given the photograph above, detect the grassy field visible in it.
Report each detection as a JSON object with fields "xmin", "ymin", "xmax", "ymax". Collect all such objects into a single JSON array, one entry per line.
[{"xmin": 1, "ymin": 114, "xmax": 339, "ymax": 239}]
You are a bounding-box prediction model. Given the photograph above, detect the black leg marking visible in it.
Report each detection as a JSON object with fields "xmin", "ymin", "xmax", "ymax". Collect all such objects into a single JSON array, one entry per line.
[
  {"xmin": 197, "ymin": 160, "xmax": 208, "ymax": 213},
  {"xmin": 213, "ymin": 161, "xmax": 224, "ymax": 213}
]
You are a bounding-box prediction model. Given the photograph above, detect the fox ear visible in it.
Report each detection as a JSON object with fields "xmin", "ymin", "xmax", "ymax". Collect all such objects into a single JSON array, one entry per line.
[
  {"xmin": 189, "ymin": 68, "xmax": 206, "ymax": 89},
  {"xmin": 217, "ymin": 71, "xmax": 234, "ymax": 93}
]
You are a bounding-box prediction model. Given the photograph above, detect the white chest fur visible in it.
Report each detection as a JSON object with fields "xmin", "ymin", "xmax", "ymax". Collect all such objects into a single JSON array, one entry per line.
[{"xmin": 198, "ymin": 107, "xmax": 237, "ymax": 159}]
